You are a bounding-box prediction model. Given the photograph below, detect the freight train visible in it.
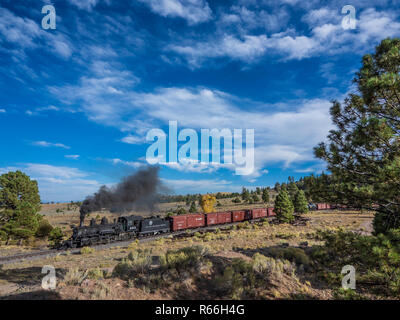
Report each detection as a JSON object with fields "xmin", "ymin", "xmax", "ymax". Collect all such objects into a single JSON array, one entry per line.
[{"xmin": 61, "ymin": 203, "xmax": 331, "ymax": 248}]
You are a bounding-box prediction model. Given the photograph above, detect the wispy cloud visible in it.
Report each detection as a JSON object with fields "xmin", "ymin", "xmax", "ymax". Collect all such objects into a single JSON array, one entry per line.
[
  {"xmin": 31, "ymin": 141, "xmax": 70, "ymax": 149},
  {"xmin": 111, "ymin": 158, "xmax": 143, "ymax": 168},
  {"xmin": 0, "ymin": 163, "xmax": 102, "ymax": 202},
  {"xmin": 0, "ymin": 109, "xmax": 5, "ymax": 113},
  {"xmin": 161, "ymin": 177, "xmax": 237, "ymax": 193},
  {"xmin": 120, "ymin": 135, "xmax": 144, "ymax": 144},
  {"xmin": 65, "ymin": 155, "xmax": 80, "ymax": 160},
  {"xmin": 138, "ymin": 0, "xmax": 212, "ymax": 25},
  {"xmin": 167, "ymin": 8, "xmax": 400, "ymax": 67},
  {"xmin": 25, "ymin": 105, "xmax": 60, "ymax": 116}
]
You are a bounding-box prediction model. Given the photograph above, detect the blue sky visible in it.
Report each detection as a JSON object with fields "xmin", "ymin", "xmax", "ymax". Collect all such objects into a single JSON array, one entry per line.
[{"xmin": 0, "ymin": 0, "xmax": 400, "ymax": 202}]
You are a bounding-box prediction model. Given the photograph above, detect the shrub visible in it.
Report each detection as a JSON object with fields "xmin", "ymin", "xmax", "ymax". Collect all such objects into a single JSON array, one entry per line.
[
  {"xmin": 312, "ymin": 229, "xmax": 400, "ymax": 297},
  {"xmin": 232, "ymin": 197, "xmax": 241, "ymax": 204},
  {"xmin": 266, "ymin": 247, "xmax": 310, "ymax": 267},
  {"xmin": 48, "ymin": 227, "xmax": 63, "ymax": 245},
  {"xmin": 63, "ymin": 268, "xmax": 89, "ymax": 285},
  {"xmin": 113, "ymin": 249, "xmax": 152, "ymax": 279},
  {"xmin": 333, "ymin": 288, "xmax": 366, "ymax": 300},
  {"xmin": 80, "ymin": 246, "xmax": 95, "ymax": 255},
  {"xmin": 213, "ymin": 258, "xmax": 255, "ymax": 299},
  {"xmin": 162, "ymin": 245, "xmax": 209, "ymax": 271},
  {"xmin": 88, "ymin": 267, "xmax": 106, "ymax": 280},
  {"xmin": 35, "ymin": 219, "xmax": 53, "ymax": 237},
  {"xmin": 252, "ymin": 253, "xmax": 296, "ymax": 277}
]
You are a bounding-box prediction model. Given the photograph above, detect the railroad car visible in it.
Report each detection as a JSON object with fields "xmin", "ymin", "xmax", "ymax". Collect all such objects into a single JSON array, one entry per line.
[
  {"xmin": 316, "ymin": 203, "xmax": 330, "ymax": 210},
  {"xmin": 63, "ymin": 205, "xmax": 292, "ymax": 248},
  {"xmin": 186, "ymin": 213, "xmax": 205, "ymax": 228},
  {"xmin": 205, "ymin": 213, "xmax": 218, "ymax": 226},
  {"xmin": 232, "ymin": 210, "xmax": 247, "ymax": 222},
  {"xmin": 169, "ymin": 213, "xmax": 205, "ymax": 231},
  {"xmin": 217, "ymin": 211, "xmax": 232, "ymax": 224},
  {"xmin": 251, "ymin": 208, "xmax": 268, "ymax": 219},
  {"xmin": 267, "ymin": 207, "xmax": 276, "ymax": 217},
  {"xmin": 169, "ymin": 215, "xmax": 187, "ymax": 231}
]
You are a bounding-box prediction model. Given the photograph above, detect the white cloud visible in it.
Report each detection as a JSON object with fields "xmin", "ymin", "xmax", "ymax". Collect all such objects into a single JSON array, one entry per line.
[
  {"xmin": 0, "ymin": 163, "xmax": 102, "ymax": 202},
  {"xmin": 0, "ymin": 109, "xmax": 5, "ymax": 113},
  {"xmin": 161, "ymin": 177, "xmax": 238, "ymax": 193},
  {"xmin": 25, "ymin": 105, "xmax": 60, "ymax": 116},
  {"xmin": 32, "ymin": 141, "xmax": 70, "ymax": 149},
  {"xmin": 111, "ymin": 158, "xmax": 143, "ymax": 168},
  {"xmin": 0, "ymin": 8, "xmax": 73, "ymax": 60},
  {"xmin": 168, "ymin": 8, "xmax": 400, "ymax": 65},
  {"xmin": 49, "ymin": 62, "xmax": 140, "ymax": 130},
  {"xmin": 23, "ymin": 163, "xmax": 85, "ymax": 179},
  {"xmin": 65, "ymin": 155, "xmax": 80, "ymax": 160},
  {"xmin": 139, "ymin": 0, "xmax": 212, "ymax": 25},
  {"xmin": 121, "ymin": 135, "xmax": 144, "ymax": 144},
  {"xmin": 217, "ymin": 5, "xmax": 290, "ymax": 33},
  {"xmin": 68, "ymin": 0, "xmax": 101, "ymax": 11},
  {"xmin": 302, "ymin": 7, "xmax": 339, "ymax": 26},
  {"xmin": 51, "ymin": 76, "xmax": 334, "ymax": 176}
]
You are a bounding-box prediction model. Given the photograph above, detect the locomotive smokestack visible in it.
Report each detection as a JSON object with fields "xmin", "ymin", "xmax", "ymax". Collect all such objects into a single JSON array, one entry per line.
[{"xmin": 79, "ymin": 166, "xmax": 163, "ymax": 226}]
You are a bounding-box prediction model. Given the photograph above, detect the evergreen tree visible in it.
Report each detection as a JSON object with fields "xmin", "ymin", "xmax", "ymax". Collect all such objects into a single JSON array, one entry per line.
[
  {"xmin": 274, "ymin": 182, "xmax": 281, "ymax": 192},
  {"xmin": 274, "ymin": 189, "xmax": 294, "ymax": 223},
  {"xmin": 287, "ymin": 180, "xmax": 299, "ymax": 202},
  {"xmin": 241, "ymin": 187, "xmax": 250, "ymax": 202},
  {"xmin": 314, "ymin": 38, "xmax": 400, "ymax": 234},
  {"xmin": 294, "ymin": 190, "xmax": 309, "ymax": 214},
  {"xmin": 252, "ymin": 193, "xmax": 260, "ymax": 203},
  {"xmin": 262, "ymin": 188, "xmax": 270, "ymax": 204},
  {"xmin": 232, "ymin": 197, "xmax": 241, "ymax": 203},
  {"xmin": 0, "ymin": 171, "xmax": 42, "ymax": 240},
  {"xmin": 189, "ymin": 201, "xmax": 197, "ymax": 213}
]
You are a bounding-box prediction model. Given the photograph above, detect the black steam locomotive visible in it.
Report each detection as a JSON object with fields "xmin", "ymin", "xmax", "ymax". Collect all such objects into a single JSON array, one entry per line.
[{"xmin": 62, "ymin": 215, "xmax": 170, "ymax": 248}]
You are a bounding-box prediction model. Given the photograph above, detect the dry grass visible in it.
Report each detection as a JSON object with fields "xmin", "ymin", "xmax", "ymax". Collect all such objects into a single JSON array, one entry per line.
[{"xmin": 0, "ymin": 208, "xmax": 375, "ymax": 300}]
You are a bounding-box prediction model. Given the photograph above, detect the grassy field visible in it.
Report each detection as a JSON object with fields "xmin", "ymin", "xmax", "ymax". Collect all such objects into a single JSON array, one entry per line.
[{"xmin": 0, "ymin": 203, "xmax": 376, "ymax": 300}]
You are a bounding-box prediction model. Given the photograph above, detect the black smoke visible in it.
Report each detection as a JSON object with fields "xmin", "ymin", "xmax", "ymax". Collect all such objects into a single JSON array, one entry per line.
[{"xmin": 79, "ymin": 166, "xmax": 164, "ymax": 226}]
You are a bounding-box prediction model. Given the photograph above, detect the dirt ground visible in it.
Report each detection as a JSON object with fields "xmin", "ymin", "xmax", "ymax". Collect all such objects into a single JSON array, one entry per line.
[{"xmin": 0, "ymin": 210, "xmax": 374, "ymax": 300}]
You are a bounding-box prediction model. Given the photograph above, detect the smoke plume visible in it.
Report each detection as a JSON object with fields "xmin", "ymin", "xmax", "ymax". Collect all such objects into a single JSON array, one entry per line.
[{"xmin": 79, "ymin": 166, "xmax": 163, "ymax": 226}]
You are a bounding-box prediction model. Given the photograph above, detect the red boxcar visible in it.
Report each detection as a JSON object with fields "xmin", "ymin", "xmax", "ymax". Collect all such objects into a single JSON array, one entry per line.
[
  {"xmin": 232, "ymin": 210, "xmax": 246, "ymax": 222},
  {"xmin": 251, "ymin": 208, "xmax": 268, "ymax": 219},
  {"xmin": 267, "ymin": 207, "xmax": 275, "ymax": 217},
  {"xmin": 316, "ymin": 203, "xmax": 327, "ymax": 210},
  {"xmin": 217, "ymin": 211, "xmax": 232, "ymax": 224},
  {"xmin": 169, "ymin": 215, "xmax": 187, "ymax": 231},
  {"xmin": 169, "ymin": 213, "xmax": 205, "ymax": 231},
  {"xmin": 186, "ymin": 214, "xmax": 205, "ymax": 228},
  {"xmin": 205, "ymin": 213, "xmax": 218, "ymax": 226}
]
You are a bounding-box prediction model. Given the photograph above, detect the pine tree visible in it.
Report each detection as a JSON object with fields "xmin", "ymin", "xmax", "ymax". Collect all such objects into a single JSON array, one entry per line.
[
  {"xmin": 294, "ymin": 190, "xmax": 309, "ymax": 214},
  {"xmin": 274, "ymin": 189, "xmax": 294, "ymax": 223},
  {"xmin": 252, "ymin": 193, "xmax": 260, "ymax": 203},
  {"xmin": 241, "ymin": 187, "xmax": 250, "ymax": 202},
  {"xmin": 189, "ymin": 201, "xmax": 197, "ymax": 213},
  {"xmin": 262, "ymin": 188, "xmax": 270, "ymax": 204},
  {"xmin": 287, "ymin": 181, "xmax": 299, "ymax": 202},
  {"xmin": 314, "ymin": 38, "xmax": 400, "ymax": 234},
  {"xmin": 0, "ymin": 171, "xmax": 42, "ymax": 240}
]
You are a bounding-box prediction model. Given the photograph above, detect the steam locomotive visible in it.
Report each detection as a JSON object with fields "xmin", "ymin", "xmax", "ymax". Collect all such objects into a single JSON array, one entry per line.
[
  {"xmin": 62, "ymin": 215, "xmax": 170, "ymax": 248},
  {"xmin": 62, "ymin": 203, "xmax": 332, "ymax": 249}
]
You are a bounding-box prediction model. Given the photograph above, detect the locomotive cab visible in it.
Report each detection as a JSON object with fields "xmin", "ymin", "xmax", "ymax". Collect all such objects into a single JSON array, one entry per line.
[{"xmin": 118, "ymin": 216, "xmax": 141, "ymax": 233}]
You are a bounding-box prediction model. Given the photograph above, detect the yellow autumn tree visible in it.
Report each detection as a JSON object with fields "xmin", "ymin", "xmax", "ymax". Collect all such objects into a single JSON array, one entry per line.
[{"xmin": 200, "ymin": 194, "xmax": 216, "ymax": 213}]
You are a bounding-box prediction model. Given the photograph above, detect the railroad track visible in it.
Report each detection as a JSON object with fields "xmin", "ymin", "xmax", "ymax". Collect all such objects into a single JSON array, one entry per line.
[{"xmin": 0, "ymin": 217, "xmax": 276, "ymax": 265}]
